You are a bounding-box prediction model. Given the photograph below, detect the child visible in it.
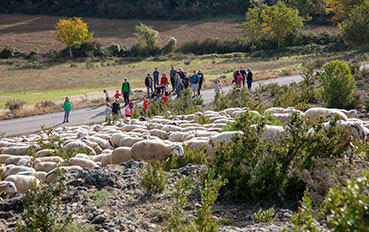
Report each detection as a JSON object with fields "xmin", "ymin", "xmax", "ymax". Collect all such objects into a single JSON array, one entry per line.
[
  {"xmin": 232, "ymin": 80, "xmax": 237, "ymax": 89},
  {"xmin": 214, "ymin": 79, "xmax": 222, "ymax": 94},
  {"xmin": 111, "ymin": 99, "xmax": 121, "ymax": 121},
  {"xmin": 124, "ymin": 102, "xmax": 134, "ymax": 118},
  {"xmin": 161, "ymin": 94, "xmax": 168, "ymax": 104},
  {"xmin": 105, "ymin": 102, "xmax": 112, "ymax": 122},
  {"xmin": 143, "ymin": 98, "xmax": 153, "ymax": 115},
  {"xmin": 114, "ymin": 90, "xmax": 122, "ymax": 102},
  {"xmin": 165, "ymin": 83, "xmax": 170, "ymax": 96},
  {"xmin": 103, "ymin": 90, "xmax": 110, "ymax": 102}
]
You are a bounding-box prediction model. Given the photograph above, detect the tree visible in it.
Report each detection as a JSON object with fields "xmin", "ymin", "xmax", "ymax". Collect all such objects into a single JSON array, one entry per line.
[
  {"xmin": 317, "ymin": 60, "xmax": 357, "ymax": 109},
  {"xmin": 134, "ymin": 23, "xmax": 160, "ymax": 56},
  {"xmin": 243, "ymin": 7, "xmax": 264, "ymax": 46},
  {"xmin": 341, "ymin": 1, "xmax": 369, "ymax": 46},
  {"xmin": 285, "ymin": 0, "xmax": 327, "ymax": 21},
  {"xmin": 54, "ymin": 17, "xmax": 94, "ymax": 58},
  {"xmin": 327, "ymin": 0, "xmax": 367, "ymax": 24},
  {"xmin": 261, "ymin": 2, "xmax": 304, "ymax": 48}
]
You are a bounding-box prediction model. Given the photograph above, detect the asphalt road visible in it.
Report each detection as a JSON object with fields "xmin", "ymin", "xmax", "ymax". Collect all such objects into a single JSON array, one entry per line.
[{"xmin": 0, "ymin": 74, "xmax": 303, "ymax": 137}]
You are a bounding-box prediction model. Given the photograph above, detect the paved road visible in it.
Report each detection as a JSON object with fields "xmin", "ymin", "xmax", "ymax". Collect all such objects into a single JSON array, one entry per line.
[{"xmin": 0, "ymin": 74, "xmax": 303, "ymax": 137}]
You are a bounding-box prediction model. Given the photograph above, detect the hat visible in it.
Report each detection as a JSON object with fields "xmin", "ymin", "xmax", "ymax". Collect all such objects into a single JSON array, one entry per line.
[
  {"xmin": 198, "ymin": 69, "xmax": 202, "ymax": 72},
  {"xmin": 115, "ymin": 99, "xmax": 119, "ymax": 102}
]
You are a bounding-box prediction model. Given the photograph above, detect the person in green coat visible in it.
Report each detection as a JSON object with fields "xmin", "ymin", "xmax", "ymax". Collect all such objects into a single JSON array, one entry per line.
[
  {"xmin": 121, "ymin": 78, "xmax": 131, "ymax": 106},
  {"xmin": 63, "ymin": 96, "xmax": 72, "ymax": 123}
]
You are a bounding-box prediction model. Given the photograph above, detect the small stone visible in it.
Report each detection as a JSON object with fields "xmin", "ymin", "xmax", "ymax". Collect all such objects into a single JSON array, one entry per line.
[{"xmin": 92, "ymin": 214, "xmax": 107, "ymax": 224}]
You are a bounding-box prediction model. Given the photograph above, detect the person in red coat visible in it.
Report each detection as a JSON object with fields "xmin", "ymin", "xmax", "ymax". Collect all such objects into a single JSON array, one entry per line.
[{"xmin": 160, "ymin": 73, "xmax": 168, "ymax": 95}]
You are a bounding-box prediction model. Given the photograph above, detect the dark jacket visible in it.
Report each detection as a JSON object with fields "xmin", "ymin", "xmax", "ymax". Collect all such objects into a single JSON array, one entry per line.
[
  {"xmin": 240, "ymin": 69, "xmax": 247, "ymax": 78},
  {"xmin": 191, "ymin": 74, "xmax": 199, "ymax": 84},
  {"xmin": 170, "ymin": 69, "xmax": 177, "ymax": 78},
  {"xmin": 247, "ymin": 71, "xmax": 253, "ymax": 81},
  {"xmin": 112, "ymin": 102, "xmax": 121, "ymax": 114},
  {"xmin": 178, "ymin": 71, "xmax": 185, "ymax": 79},
  {"xmin": 153, "ymin": 70, "xmax": 159, "ymax": 80},
  {"xmin": 198, "ymin": 73, "xmax": 204, "ymax": 84},
  {"xmin": 145, "ymin": 76, "xmax": 153, "ymax": 87}
]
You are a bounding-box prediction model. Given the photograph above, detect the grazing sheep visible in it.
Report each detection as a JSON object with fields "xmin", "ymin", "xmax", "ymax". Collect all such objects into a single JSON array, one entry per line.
[
  {"xmin": 264, "ymin": 107, "xmax": 285, "ymax": 114},
  {"xmin": 1, "ymin": 144, "xmax": 40, "ymax": 156},
  {"xmin": 184, "ymin": 138, "xmax": 208, "ymax": 150},
  {"xmin": 35, "ymin": 149, "xmax": 55, "ymax": 158},
  {"xmin": 168, "ymin": 132, "xmax": 193, "ymax": 142},
  {"xmin": 101, "ymin": 147, "xmax": 131, "ymax": 167},
  {"xmin": 34, "ymin": 162, "xmax": 58, "ymax": 173},
  {"xmin": 131, "ymin": 140, "xmax": 184, "ymax": 162},
  {"xmin": 0, "ymin": 181, "xmax": 17, "ymax": 197},
  {"xmin": 304, "ymin": 107, "xmax": 348, "ymax": 125},
  {"xmin": 4, "ymin": 166, "xmax": 35, "ymax": 177},
  {"xmin": 45, "ymin": 166, "xmax": 83, "ymax": 184},
  {"xmin": 63, "ymin": 141, "xmax": 96, "ymax": 155},
  {"xmin": 119, "ymin": 137, "xmax": 143, "ymax": 147},
  {"xmin": 0, "ymin": 154, "xmax": 12, "ymax": 163},
  {"xmin": 161, "ymin": 125, "xmax": 182, "ymax": 132},
  {"xmin": 111, "ymin": 133, "xmax": 129, "ymax": 147},
  {"xmin": 149, "ymin": 129, "xmax": 168, "ymax": 140},
  {"xmin": 64, "ymin": 158, "xmax": 99, "ymax": 169},
  {"xmin": 16, "ymin": 171, "xmax": 47, "ymax": 183},
  {"xmin": 88, "ymin": 136, "xmax": 110, "ymax": 149},
  {"xmin": 0, "ymin": 165, "xmax": 15, "ymax": 179},
  {"xmin": 4, "ymin": 175, "xmax": 40, "ymax": 194},
  {"xmin": 331, "ymin": 109, "xmax": 358, "ymax": 118},
  {"xmin": 33, "ymin": 156, "xmax": 64, "ymax": 168}
]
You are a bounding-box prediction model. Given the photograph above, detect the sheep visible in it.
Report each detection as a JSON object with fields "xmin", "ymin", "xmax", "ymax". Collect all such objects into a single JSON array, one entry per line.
[
  {"xmin": 0, "ymin": 154, "xmax": 12, "ymax": 163},
  {"xmin": 0, "ymin": 165, "xmax": 15, "ymax": 179},
  {"xmin": 161, "ymin": 125, "xmax": 183, "ymax": 132},
  {"xmin": 304, "ymin": 107, "xmax": 348, "ymax": 126},
  {"xmin": 81, "ymin": 139, "xmax": 102, "ymax": 154},
  {"xmin": 1, "ymin": 144, "xmax": 40, "ymax": 156},
  {"xmin": 111, "ymin": 133, "xmax": 129, "ymax": 147},
  {"xmin": 261, "ymin": 125, "xmax": 286, "ymax": 141},
  {"xmin": 207, "ymin": 131, "xmax": 243, "ymax": 159},
  {"xmin": 168, "ymin": 132, "xmax": 193, "ymax": 142},
  {"xmin": 34, "ymin": 162, "xmax": 58, "ymax": 173},
  {"xmin": 16, "ymin": 171, "xmax": 47, "ymax": 183},
  {"xmin": 35, "ymin": 149, "xmax": 55, "ymax": 158},
  {"xmin": 184, "ymin": 138, "xmax": 208, "ymax": 150},
  {"xmin": 264, "ymin": 107, "xmax": 285, "ymax": 114},
  {"xmin": 32, "ymin": 156, "xmax": 64, "ymax": 168},
  {"xmin": 331, "ymin": 109, "xmax": 358, "ymax": 118},
  {"xmin": 101, "ymin": 147, "xmax": 131, "ymax": 167},
  {"xmin": 0, "ymin": 181, "xmax": 17, "ymax": 198},
  {"xmin": 63, "ymin": 141, "xmax": 96, "ymax": 155},
  {"xmin": 5, "ymin": 166, "xmax": 36, "ymax": 177},
  {"xmin": 45, "ymin": 166, "xmax": 83, "ymax": 184},
  {"xmin": 4, "ymin": 175, "xmax": 40, "ymax": 194},
  {"xmin": 64, "ymin": 158, "xmax": 99, "ymax": 169},
  {"xmin": 149, "ymin": 129, "xmax": 168, "ymax": 140},
  {"xmin": 131, "ymin": 140, "xmax": 184, "ymax": 162},
  {"xmin": 119, "ymin": 137, "xmax": 144, "ymax": 147}
]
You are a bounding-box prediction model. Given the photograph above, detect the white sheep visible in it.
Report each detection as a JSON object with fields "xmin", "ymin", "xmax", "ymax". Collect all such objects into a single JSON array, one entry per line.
[
  {"xmin": 0, "ymin": 154, "xmax": 12, "ymax": 163},
  {"xmin": 149, "ymin": 129, "xmax": 168, "ymax": 140},
  {"xmin": 63, "ymin": 141, "xmax": 96, "ymax": 155},
  {"xmin": 119, "ymin": 137, "xmax": 144, "ymax": 147},
  {"xmin": 4, "ymin": 166, "xmax": 35, "ymax": 178},
  {"xmin": 0, "ymin": 181, "xmax": 17, "ymax": 198},
  {"xmin": 16, "ymin": 171, "xmax": 47, "ymax": 183},
  {"xmin": 4, "ymin": 175, "xmax": 40, "ymax": 194},
  {"xmin": 34, "ymin": 162, "xmax": 58, "ymax": 173},
  {"xmin": 261, "ymin": 125, "xmax": 286, "ymax": 141},
  {"xmin": 64, "ymin": 158, "xmax": 99, "ymax": 169},
  {"xmin": 131, "ymin": 140, "xmax": 184, "ymax": 162},
  {"xmin": 45, "ymin": 166, "xmax": 83, "ymax": 184},
  {"xmin": 88, "ymin": 136, "xmax": 110, "ymax": 149},
  {"xmin": 33, "ymin": 156, "xmax": 64, "ymax": 168},
  {"xmin": 101, "ymin": 147, "xmax": 131, "ymax": 167},
  {"xmin": 35, "ymin": 149, "xmax": 55, "ymax": 158},
  {"xmin": 304, "ymin": 107, "xmax": 348, "ymax": 126},
  {"xmin": 168, "ymin": 132, "xmax": 193, "ymax": 142}
]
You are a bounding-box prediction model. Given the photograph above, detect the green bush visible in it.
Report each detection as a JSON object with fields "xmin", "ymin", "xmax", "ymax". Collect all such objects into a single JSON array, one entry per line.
[
  {"xmin": 132, "ymin": 23, "xmax": 161, "ymax": 57},
  {"xmin": 0, "ymin": 46, "xmax": 20, "ymax": 58},
  {"xmin": 317, "ymin": 60, "xmax": 358, "ymax": 109},
  {"xmin": 273, "ymin": 83, "xmax": 310, "ymax": 111},
  {"xmin": 141, "ymin": 161, "xmax": 167, "ymax": 194},
  {"xmin": 213, "ymin": 88, "xmax": 265, "ymax": 112},
  {"xmin": 163, "ymin": 145, "xmax": 208, "ymax": 171},
  {"xmin": 5, "ymin": 99, "xmax": 26, "ymax": 112},
  {"xmin": 254, "ymin": 208, "xmax": 277, "ymax": 223},
  {"xmin": 290, "ymin": 192, "xmax": 320, "ymax": 232}
]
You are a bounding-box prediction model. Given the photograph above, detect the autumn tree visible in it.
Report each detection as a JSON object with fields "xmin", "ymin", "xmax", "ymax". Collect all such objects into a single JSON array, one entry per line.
[
  {"xmin": 54, "ymin": 17, "xmax": 94, "ymax": 58},
  {"xmin": 341, "ymin": 1, "xmax": 369, "ymax": 46},
  {"xmin": 243, "ymin": 7, "xmax": 264, "ymax": 46},
  {"xmin": 261, "ymin": 2, "xmax": 304, "ymax": 48},
  {"xmin": 327, "ymin": 0, "xmax": 367, "ymax": 24}
]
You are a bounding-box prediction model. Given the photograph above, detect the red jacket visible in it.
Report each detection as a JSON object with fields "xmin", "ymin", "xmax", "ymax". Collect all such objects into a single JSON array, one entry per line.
[
  {"xmin": 161, "ymin": 96, "xmax": 168, "ymax": 104},
  {"xmin": 160, "ymin": 76, "xmax": 168, "ymax": 86},
  {"xmin": 143, "ymin": 99, "xmax": 153, "ymax": 111}
]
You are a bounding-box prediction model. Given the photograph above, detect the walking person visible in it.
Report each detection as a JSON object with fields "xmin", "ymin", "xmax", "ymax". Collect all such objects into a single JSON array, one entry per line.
[
  {"xmin": 124, "ymin": 102, "xmax": 134, "ymax": 118},
  {"xmin": 121, "ymin": 78, "xmax": 131, "ymax": 106},
  {"xmin": 111, "ymin": 98, "xmax": 121, "ymax": 121},
  {"xmin": 160, "ymin": 73, "xmax": 168, "ymax": 95},
  {"xmin": 170, "ymin": 65, "xmax": 177, "ymax": 91},
  {"xmin": 153, "ymin": 67, "xmax": 160, "ymax": 89},
  {"xmin": 114, "ymin": 90, "xmax": 122, "ymax": 102},
  {"xmin": 176, "ymin": 79, "xmax": 184, "ymax": 97},
  {"xmin": 63, "ymin": 97, "xmax": 72, "ymax": 123},
  {"xmin": 191, "ymin": 70, "xmax": 199, "ymax": 98},
  {"xmin": 145, "ymin": 73, "xmax": 153, "ymax": 98},
  {"xmin": 197, "ymin": 69, "xmax": 204, "ymax": 95},
  {"xmin": 240, "ymin": 66, "xmax": 247, "ymax": 88},
  {"xmin": 103, "ymin": 90, "xmax": 110, "ymax": 103},
  {"xmin": 247, "ymin": 68, "xmax": 253, "ymax": 90}
]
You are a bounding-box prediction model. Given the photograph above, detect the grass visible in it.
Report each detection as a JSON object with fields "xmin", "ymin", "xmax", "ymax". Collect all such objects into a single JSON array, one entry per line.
[{"xmin": 0, "ymin": 49, "xmax": 363, "ymax": 114}]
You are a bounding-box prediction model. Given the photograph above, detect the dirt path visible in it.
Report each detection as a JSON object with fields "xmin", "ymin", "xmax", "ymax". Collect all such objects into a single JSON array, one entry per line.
[{"xmin": 0, "ymin": 74, "xmax": 303, "ymax": 136}]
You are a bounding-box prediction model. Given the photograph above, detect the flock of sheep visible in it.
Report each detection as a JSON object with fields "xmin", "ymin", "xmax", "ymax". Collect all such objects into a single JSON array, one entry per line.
[{"xmin": 1, "ymin": 106, "xmax": 368, "ymax": 198}]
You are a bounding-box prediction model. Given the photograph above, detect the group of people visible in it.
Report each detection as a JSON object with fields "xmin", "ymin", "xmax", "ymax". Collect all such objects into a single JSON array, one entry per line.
[
  {"xmin": 232, "ymin": 67, "xmax": 253, "ymax": 90},
  {"xmin": 145, "ymin": 66, "xmax": 205, "ymax": 99}
]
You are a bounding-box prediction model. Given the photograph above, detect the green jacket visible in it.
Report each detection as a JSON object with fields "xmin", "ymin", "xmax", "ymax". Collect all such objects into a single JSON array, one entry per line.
[
  {"xmin": 122, "ymin": 82, "xmax": 131, "ymax": 93},
  {"xmin": 64, "ymin": 101, "xmax": 72, "ymax": 111}
]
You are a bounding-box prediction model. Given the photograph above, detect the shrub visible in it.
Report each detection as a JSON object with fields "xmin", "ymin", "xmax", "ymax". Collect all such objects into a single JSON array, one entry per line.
[
  {"xmin": 290, "ymin": 192, "xmax": 320, "ymax": 232},
  {"xmin": 161, "ymin": 37, "xmax": 177, "ymax": 54},
  {"xmin": 194, "ymin": 114, "xmax": 211, "ymax": 124},
  {"xmin": 5, "ymin": 99, "xmax": 26, "ymax": 112},
  {"xmin": 133, "ymin": 23, "xmax": 161, "ymax": 56},
  {"xmin": 163, "ymin": 145, "xmax": 208, "ymax": 171},
  {"xmin": 273, "ymin": 83, "xmax": 310, "ymax": 110},
  {"xmin": 106, "ymin": 43, "xmax": 126, "ymax": 57},
  {"xmin": 141, "ymin": 161, "xmax": 167, "ymax": 194},
  {"xmin": 83, "ymin": 189, "xmax": 117, "ymax": 207},
  {"xmin": 213, "ymin": 88, "xmax": 265, "ymax": 112},
  {"xmin": 0, "ymin": 46, "xmax": 20, "ymax": 58},
  {"xmin": 317, "ymin": 60, "xmax": 358, "ymax": 109},
  {"xmin": 254, "ymin": 208, "xmax": 277, "ymax": 223},
  {"xmin": 35, "ymin": 100, "xmax": 56, "ymax": 108}
]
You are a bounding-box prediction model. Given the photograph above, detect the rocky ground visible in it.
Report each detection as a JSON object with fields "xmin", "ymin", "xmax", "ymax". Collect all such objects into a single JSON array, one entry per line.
[{"xmin": 0, "ymin": 163, "xmax": 295, "ymax": 232}]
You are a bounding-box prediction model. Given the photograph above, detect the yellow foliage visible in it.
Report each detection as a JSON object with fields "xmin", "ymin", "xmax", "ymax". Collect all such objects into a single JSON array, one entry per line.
[
  {"xmin": 54, "ymin": 17, "xmax": 93, "ymax": 48},
  {"xmin": 327, "ymin": 0, "xmax": 367, "ymax": 24}
]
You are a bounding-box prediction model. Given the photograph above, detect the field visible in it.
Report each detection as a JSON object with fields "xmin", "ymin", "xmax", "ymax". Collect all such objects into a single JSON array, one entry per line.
[{"xmin": 0, "ymin": 14, "xmax": 338, "ymax": 53}]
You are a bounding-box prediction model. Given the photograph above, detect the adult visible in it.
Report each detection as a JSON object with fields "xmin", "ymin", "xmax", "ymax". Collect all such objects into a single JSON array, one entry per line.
[
  {"xmin": 190, "ymin": 70, "xmax": 199, "ymax": 98},
  {"xmin": 197, "ymin": 70, "xmax": 204, "ymax": 95},
  {"xmin": 240, "ymin": 66, "xmax": 247, "ymax": 88},
  {"xmin": 121, "ymin": 78, "xmax": 131, "ymax": 106},
  {"xmin": 235, "ymin": 70, "xmax": 242, "ymax": 87},
  {"xmin": 176, "ymin": 79, "xmax": 184, "ymax": 97},
  {"xmin": 169, "ymin": 65, "xmax": 177, "ymax": 91},
  {"xmin": 153, "ymin": 67, "xmax": 160, "ymax": 89},
  {"xmin": 63, "ymin": 97, "xmax": 72, "ymax": 123},
  {"xmin": 145, "ymin": 73, "xmax": 153, "ymax": 98},
  {"xmin": 183, "ymin": 71, "xmax": 189, "ymax": 89},
  {"xmin": 178, "ymin": 67, "xmax": 185, "ymax": 80},
  {"xmin": 247, "ymin": 68, "xmax": 253, "ymax": 90},
  {"xmin": 160, "ymin": 73, "xmax": 168, "ymax": 95}
]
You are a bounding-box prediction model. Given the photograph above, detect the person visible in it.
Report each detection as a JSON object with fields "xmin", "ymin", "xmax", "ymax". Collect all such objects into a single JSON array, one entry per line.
[
  {"xmin": 151, "ymin": 88, "xmax": 159, "ymax": 101},
  {"xmin": 191, "ymin": 70, "xmax": 199, "ymax": 98},
  {"xmin": 145, "ymin": 73, "xmax": 153, "ymax": 98},
  {"xmin": 121, "ymin": 78, "xmax": 131, "ymax": 105},
  {"xmin": 105, "ymin": 102, "xmax": 112, "ymax": 122},
  {"xmin": 114, "ymin": 90, "xmax": 122, "ymax": 102},
  {"xmin": 240, "ymin": 66, "xmax": 247, "ymax": 88},
  {"xmin": 247, "ymin": 68, "xmax": 253, "ymax": 90},
  {"xmin": 165, "ymin": 83, "xmax": 170, "ymax": 96},
  {"xmin": 176, "ymin": 79, "xmax": 184, "ymax": 97},
  {"xmin": 236, "ymin": 70, "xmax": 243, "ymax": 87},
  {"xmin": 143, "ymin": 98, "xmax": 153, "ymax": 115},
  {"xmin": 170, "ymin": 65, "xmax": 177, "ymax": 91},
  {"xmin": 183, "ymin": 71, "xmax": 189, "ymax": 89},
  {"xmin": 178, "ymin": 67, "xmax": 185, "ymax": 81},
  {"xmin": 111, "ymin": 98, "xmax": 121, "ymax": 120},
  {"xmin": 153, "ymin": 67, "xmax": 160, "ymax": 89},
  {"xmin": 160, "ymin": 73, "xmax": 168, "ymax": 95},
  {"xmin": 174, "ymin": 74, "xmax": 181, "ymax": 92},
  {"xmin": 161, "ymin": 94, "xmax": 168, "ymax": 104},
  {"xmin": 197, "ymin": 70, "xmax": 204, "ymax": 95},
  {"xmin": 232, "ymin": 80, "xmax": 237, "ymax": 88},
  {"xmin": 214, "ymin": 79, "xmax": 222, "ymax": 94},
  {"xmin": 103, "ymin": 90, "xmax": 110, "ymax": 103},
  {"xmin": 315, "ymin": 71, "xmax": 321, "ymax": 79},
  {"xmin": 63, "ymin": 97, "xmax": 72, "ymax": 123},
  {"xmin": 233, "ymin": 69, "xmax": 238, "ymax": 82},
  {"xmin": 124, "ymin": 102, "xmax": 134, "ymax": 118}
]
